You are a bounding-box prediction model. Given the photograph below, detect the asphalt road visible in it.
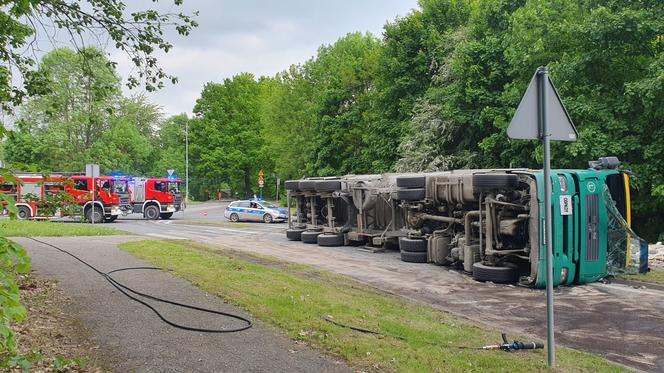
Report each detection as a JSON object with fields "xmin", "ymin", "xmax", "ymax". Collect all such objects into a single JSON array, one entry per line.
[
  {"xmin": 108, "ymin": 201, "xmax": 664, "ymax": 372},
  {"xmin": 14, "ymin": 235, "xmax": 350, "ymax": 373}
]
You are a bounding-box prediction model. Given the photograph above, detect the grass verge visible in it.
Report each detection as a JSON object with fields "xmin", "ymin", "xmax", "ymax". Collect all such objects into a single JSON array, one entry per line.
[
  {"xmin": 620, "ymin": 268, "xmax": 664, "ymax": 284},
  {"xmin": 0, "ymin": 220, "xmax": 126, "ymax": 237},
  {"xmin": 121, "ymin": 240, "xmax": 625, "ymax": 373}
]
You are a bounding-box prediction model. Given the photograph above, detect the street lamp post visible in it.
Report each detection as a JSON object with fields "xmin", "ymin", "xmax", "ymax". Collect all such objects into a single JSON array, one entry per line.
[{"xmin": 185, "ymin": 118, "xmax": 189, "ymax": 205}]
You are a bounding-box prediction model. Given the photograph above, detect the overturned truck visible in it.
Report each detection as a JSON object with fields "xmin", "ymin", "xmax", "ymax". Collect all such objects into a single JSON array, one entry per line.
[{"xmin": 284, "ymin": 157, "xmax": 632, "ymax": 288}]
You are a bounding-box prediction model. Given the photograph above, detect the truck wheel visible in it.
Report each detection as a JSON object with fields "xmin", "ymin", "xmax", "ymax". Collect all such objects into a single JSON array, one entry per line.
[
  {"xmin": 263, "ymin": 214, "xmax": 273, "ymax": 223},
  {"xmin": 286, "ymin": 228, "xmax": 305, "ymax": 241},
  {"xmin": 400, "ymin": 250, "xmax": 427, "ymax": 263},
  {"xmin": 105, "ymin": 215, "xmax": 118, "ymax": 223},
  {"xmin": 317, "ymin": 233, "xmax": 344, "ymax": 247},
  {"xmin": 229, "ymin": 213, "xmax": 239, "ymax": 222},
  {"xmin": 472, "ymin": 174, "xmax": 519, "ymax": 191},
  {"xmin": 315, "ymin": 180, "xmax": 341, "ymax": 192},
  {"xmin": 396, "ymin": 188, "xmax": 425, "ymax": 201},
  {"xmin": 17, "ymin": 206, "xmax": 30, "ymax": 220},
  {"xmin": 396, "ymin": 175, "xmax": 426, "ymax": 188},
  {"xmin": 399, "ymin": 237, "xmax": 427, "ymax": 253},
  {"xmin": 85, "ymin": 206, "xmax": 104, "ymax": 224},
  {"xmin": 472, "ymin": 263, "xmax": 518, "ymax": 283},
  {"xmin": 284, "ymin": 180, "xmax": 300, "ymax": 191},
  {"xmin": 160, "ymin": 212, "xmax": 173, "ymax": 220},
  {"xmin": 298, "ymin": 180, "xmax": 317, "ymax": 191},
  {"xmin": 144, "ymin": 205, "xmax": 160, "ymax": 220},
  {"xmin": 301, "ymin": 231, "xmax": 321, "ymax": 244}
]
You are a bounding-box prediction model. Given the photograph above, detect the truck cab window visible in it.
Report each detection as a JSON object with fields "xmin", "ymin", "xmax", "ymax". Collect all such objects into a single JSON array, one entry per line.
[{"xmin": 74, "ymin": 179, "xmax": 88, "ymax": 191}]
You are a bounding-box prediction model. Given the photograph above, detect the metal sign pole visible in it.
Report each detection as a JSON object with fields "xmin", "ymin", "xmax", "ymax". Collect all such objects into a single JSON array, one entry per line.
[
  {"xmin": 185, "ymin": 119, "xmax": 189, "ymax": 207},
  {"xmin": 538, "ymin": 66, "xmax": 556, "ymax": 367}
]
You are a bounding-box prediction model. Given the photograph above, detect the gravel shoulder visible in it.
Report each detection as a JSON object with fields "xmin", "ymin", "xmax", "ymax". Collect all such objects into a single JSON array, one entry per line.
[{"xmin": 13, "ymin": 235, "xmax": 350, "ymax": 373}]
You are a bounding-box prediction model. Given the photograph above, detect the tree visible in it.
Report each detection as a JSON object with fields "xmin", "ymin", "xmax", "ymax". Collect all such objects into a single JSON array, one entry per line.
[
  {"xmin": 0, "ymin": 0, "xmax": 197, "ymax": 115},
  {"xmin": 3, "ymin": 47, "xmax": 163, "ymax": 174},
  {"xmin": 191, "ymin": 73, "xmax": 266, "ymax": 198},
  {"xmin": 151, "ymin": 113, "xmax": 187, "ymax": 178},
  {"xmin": 304, "ymin": 32, "xmax": 382, "ymax": 175}
]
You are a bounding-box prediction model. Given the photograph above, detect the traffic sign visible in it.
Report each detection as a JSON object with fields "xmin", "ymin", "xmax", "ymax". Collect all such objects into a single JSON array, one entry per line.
[
  {"xmin": 508, "ymin": 71, "xmax": 577, "ymax": 141},
  {"xmin": 507, "ymin": 67, "xmax": 578, "ymax": 368},
  {"xmin": 167, "ymin": 169, "xmax": 175, "ymax": 176},
  {"xmin": 258, "ymin": 179, "xmax": 264, "ymax": 188}
]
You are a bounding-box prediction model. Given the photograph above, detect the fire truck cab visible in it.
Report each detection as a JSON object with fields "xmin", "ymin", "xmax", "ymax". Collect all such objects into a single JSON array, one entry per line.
[{"xmin": 105, "ymin": 177, "xmax": 182, "ymax": 220}]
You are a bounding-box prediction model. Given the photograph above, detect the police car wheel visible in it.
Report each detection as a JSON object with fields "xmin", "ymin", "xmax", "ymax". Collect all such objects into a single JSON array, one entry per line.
[
  {"xmin": 229, "ymin": 213, "xmax": 239, "ymax": 222},
  {"xmin": 263, "ymin": 214, "xmax": 273, "ymax": 223}
]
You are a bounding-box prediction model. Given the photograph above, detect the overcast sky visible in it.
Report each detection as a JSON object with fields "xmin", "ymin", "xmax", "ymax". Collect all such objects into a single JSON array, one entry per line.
[{"xmin": 110, "ymin": 0, "xmax": 420, "ymax": 118}]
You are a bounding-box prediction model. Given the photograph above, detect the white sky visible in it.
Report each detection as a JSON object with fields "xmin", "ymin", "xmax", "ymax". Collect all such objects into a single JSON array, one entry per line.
[{"xmin": 110, "ymin": 0, "xmax": 420, "ymax": 117}]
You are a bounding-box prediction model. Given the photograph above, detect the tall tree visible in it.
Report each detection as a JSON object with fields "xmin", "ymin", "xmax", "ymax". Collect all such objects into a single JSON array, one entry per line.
[
  {"xmin": 191, "ymin": 73, "xmax": 266, "ymax": 198},
  {"xmin": 0, "ymin": 0, "xmax": 197, "ymax": 115}
]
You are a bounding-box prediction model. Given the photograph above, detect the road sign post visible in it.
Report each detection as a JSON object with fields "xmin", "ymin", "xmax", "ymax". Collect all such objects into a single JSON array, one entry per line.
[
  {"xmin": 507, "ymin": 66, "xmax": 578, "ymax": 368},
  {"xmin": 258, "ymin": 170, "xmax": 265, "ymax": 199}
]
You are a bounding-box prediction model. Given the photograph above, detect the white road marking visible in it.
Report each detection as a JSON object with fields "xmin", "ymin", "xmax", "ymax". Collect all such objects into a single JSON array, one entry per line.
[{"xmin": 145, "ymin": 233, "xmax": 187, "ymax": 240}]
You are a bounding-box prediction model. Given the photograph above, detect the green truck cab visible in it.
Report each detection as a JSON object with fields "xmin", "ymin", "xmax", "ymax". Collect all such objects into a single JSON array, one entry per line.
[{"xmin": 533, "ymin": 167, "xmax": 630, "ymax": 288}]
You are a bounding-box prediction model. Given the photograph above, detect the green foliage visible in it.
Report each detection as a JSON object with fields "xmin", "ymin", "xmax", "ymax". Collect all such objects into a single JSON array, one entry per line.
[
  {"xmin": 191, "ymin": 73, "xmax": 267, "ymax": 199},
  {"xmin": 0, "ymin": 238, "xmax": 30, "ymax": 368},
  {"xmin": 3, "ymin": 48, "xmax": 166, "ymax": 177},
  {"xmin": 0, "ymin": 0, "xmax": 197, "ymax": 113}
]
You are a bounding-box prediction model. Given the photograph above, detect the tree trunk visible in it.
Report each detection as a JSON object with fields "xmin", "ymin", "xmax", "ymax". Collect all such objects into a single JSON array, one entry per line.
[{"xmin": 243, "ymin": 168, "xmax": 252, "ymax": 199}]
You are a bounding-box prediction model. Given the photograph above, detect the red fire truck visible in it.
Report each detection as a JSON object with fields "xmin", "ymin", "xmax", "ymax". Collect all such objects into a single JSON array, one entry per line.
[
  {"xmin": 0, "ymin": 173, "xmax": 121, "ymax": 223},
  {"xmin": 101, "ymin": 176, "xmax": 183, "ymax": 219}
]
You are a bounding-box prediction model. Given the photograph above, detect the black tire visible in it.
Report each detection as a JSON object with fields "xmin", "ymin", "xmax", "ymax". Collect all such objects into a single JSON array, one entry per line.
[
  {"xmin": 17, "ymin": 206, "xmax": 30, "ymax": 220},
  {"xmin": 472, "ymin": 173, "xmax": 519, "ymax": 191},
  {"xmin": 286, "ymin": 228, "xmax": 305, "ymax": 241},
  {"xmin": 144, "ymin": 205, "xmax": 160, "ymax": 220},
  {"xmin": 85, "ymin": 206, "xmax": 104, "ymax": 224},
  {"xmin": 299, "ymin": 180, "xmax": 317, "ymax": 191},
  {"xmin": 396, "ymin": 188, "xmax": 425, "ymax": 201},
  {"xmin": 105, "ymin": 215, "xmax": 118, "ymax": 223},
  {"xmin": 160, "ymin": 212, "xmax": 173, "ymax": 220},
  {"xmin": 400, "ymin": 250, "xmax": 427, "ymax": 263},
  {"xmin": 396, "ymin": 175, "xmax": 426, "ymax": 188},
  {"xmin": 285, "ymin": 180, "xmax": 300, "ymax": 191},
  {"xmin": 229, "ymin": 213, "xmax": 239, "ymax": 222},
  {"xmin": 317, "ymin": 233, "xmax": 344, "ymax": 247},
  {"xmin": 399, "ymin": 237, "xmax": 427, "ymax": 253},
  {"xmin": 263, "ymin": 214, "xmax": 273, "ymax": 223},
  {"xmin": 472, "ymin": 263, "xmax": 519, "ymax": 283},
  {"xmin": 315, "ymin": 180, "xmax": 341, "ymax": 192},
  {"xmin": 301, "ymin": 231, "xmax": 321, "ymax": 244}
]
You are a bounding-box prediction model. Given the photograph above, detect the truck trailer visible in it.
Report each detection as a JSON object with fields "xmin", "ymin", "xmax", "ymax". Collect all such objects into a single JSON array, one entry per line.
[{"xmin": 284, "ymin": 157, "xmax": 634, "ymax": 287}]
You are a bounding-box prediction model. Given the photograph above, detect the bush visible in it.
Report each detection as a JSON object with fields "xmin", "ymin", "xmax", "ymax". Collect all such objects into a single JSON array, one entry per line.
[{"xmin": 0, "ymin": 238, "xmax": 31, "ymax": 369}]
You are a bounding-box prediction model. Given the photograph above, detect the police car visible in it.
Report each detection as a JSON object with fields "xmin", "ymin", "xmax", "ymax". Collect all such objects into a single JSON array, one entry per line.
[{"xmin": 224, "ymin": 200, "xmax": 289, "ymax": 223}]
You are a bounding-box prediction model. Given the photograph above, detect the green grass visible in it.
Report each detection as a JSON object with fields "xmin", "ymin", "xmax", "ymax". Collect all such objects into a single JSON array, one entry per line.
[
  {"xmin": 621, "ymin": 269, "xmax": 664, "ymax": 284},
  {"xmin": 0, "ymin": 220, "xmax": 127, "ymax": 237},
  {"xmin": 121, "ymin": 240, "xmax": 626, "ymax": 373},
  {"xmin": 174, "ymin": 220, "xmax": 254, "ymax": 229}
]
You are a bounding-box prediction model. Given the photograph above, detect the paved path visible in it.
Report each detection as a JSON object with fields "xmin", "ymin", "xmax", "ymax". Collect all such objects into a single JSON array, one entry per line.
[
  {"xmin": 14, "ymin": 236, "xmax": 350, "ymax": 373},
  {"xmin": 107, "ymin": 206, "xmax": 664, "ymax": 372}
]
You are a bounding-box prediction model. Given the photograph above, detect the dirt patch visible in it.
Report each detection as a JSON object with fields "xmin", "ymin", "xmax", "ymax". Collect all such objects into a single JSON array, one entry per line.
[{"xmin": 12, "ymin": 272, "xmax": 106, "ymax": 372}]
